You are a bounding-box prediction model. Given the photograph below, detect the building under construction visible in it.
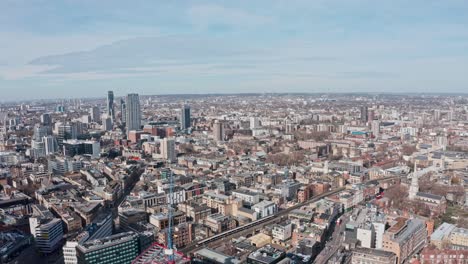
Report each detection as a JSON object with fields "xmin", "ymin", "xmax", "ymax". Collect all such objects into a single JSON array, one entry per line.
[{"xmin": 131, "ymin": 242, "xmax": 190, "ymax": 264}]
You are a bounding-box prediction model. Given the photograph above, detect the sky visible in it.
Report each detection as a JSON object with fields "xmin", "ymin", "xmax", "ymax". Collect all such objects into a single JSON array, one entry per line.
[{"xmin": 1, "ymin": 0, "xmax": 468, "ymax": 101}]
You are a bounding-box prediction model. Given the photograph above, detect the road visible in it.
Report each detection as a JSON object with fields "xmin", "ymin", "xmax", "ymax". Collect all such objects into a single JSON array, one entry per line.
[{"xmin": 314, "ymin": 212, "xmax": 349, "ymax": 264}]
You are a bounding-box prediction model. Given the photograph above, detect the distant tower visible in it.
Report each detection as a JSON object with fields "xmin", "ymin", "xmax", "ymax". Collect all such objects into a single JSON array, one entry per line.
[
  {"xmin": 89, "ymin": 106, "xmax": 100, "ymax": 123},
  {"xmin": 107, "ymin": 91, "xmax": 115, "ymax": 121},
  {"xmin": 180, "ymin": 105, "xmax": 191, "ymax": 131},
  {"xmin": 360, "ymin": 106, "xmax": 369, "ymax": 123},
  {"xmin": 250, "ymin": 117, "xmax": 260, "ymax": 130},
  {"xmin": 409, "ymin": 163, "xmax": 419, "ymax": 200},
  {"xmin": 40, "ymin": 113, "xmax": 52, "ymax": 126},
  {"xmin": 213, "ymin": 120, "xmax": 224, "ymax": 141},
  {"xmin": 102, "ymin": 115, "xmax": 113, "ymax": 131},
  {"xmin": 125, "ymin": 93, "xmax": 141, "ymax": 133},
  {"xmin": 371, "ymin": 120, "xmax": 380, "ymax": 138},
  {"xmin": 161, "ymin": 138, "xmax": 176, "ymax": 162},
  {"xmin": 434, "ymin": 109, "xmax": 441, "ymax": 121},
  {"xmin": 120, "ymin": 98, "xmax": 126, "ymax": 124},
  {"xmin": 43, "ymin": 136, "xmax": 58, "ymax": 155},
  {"xmin": 367, "ymin": 109, "xmax": 375, "ymax": 122},
  {"xmin": 165, "ymin": 170, "xmax": 175, "ymax": 264}
]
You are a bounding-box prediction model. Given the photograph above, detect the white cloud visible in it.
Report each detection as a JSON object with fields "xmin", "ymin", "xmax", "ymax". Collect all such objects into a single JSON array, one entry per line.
[{"xmin": 0, "ymin": 65, "xmax": 57, "ymax": 80}]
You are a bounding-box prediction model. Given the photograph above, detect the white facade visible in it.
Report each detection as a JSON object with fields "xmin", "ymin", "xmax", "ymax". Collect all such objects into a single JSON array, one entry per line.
[
  {"xmin": 272, "ymin": 222, "xmax": 292, "ymax": 241},
  {"xmin": 372, "ymin": 222, "xmax": 385, "ymax": 249},
  {"xmin": 161, "ymin": 138, "xmax": 176, "ymax": 162},
  {"xmin": 231, "ymin": 190, "xmax": 260, "ymax": 204},
  {"xmin": 250, "ymin": 117, "xmax": 261, "ymax": 129},
  {"xmin": 252, "ymin": 201, "xmax": 277, "ymax": 219},
  {"xmin": 43, "ymin": 136, "xmax": 58, "ymax": 155},
  {"xmin": 357, "ymin": 227, "xmax": 375, "ymax": 248},
  {"xmin": 30, "ymin": 217, "xmax": 64, "ymax": 254}
]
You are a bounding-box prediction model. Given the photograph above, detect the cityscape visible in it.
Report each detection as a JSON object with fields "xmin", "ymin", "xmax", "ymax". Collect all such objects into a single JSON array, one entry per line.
[
  {"xmin": 1, "ymin": 1, "xmax": 468, "ymax": 264},
  {"xmin": 0, "ymin": 93, "xmax": 467, "ymax": 264}
]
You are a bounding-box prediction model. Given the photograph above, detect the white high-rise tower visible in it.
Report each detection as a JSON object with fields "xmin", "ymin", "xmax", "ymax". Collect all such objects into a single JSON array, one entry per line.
[{"xmin": 125, "ymin": 93, "xmax": 141, "ymax": 134}]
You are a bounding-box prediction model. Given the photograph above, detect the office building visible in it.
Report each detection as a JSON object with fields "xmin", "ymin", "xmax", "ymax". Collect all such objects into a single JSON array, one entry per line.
[
  {"xmin": 158, "ymin": 222, "xmax": 193, "ymax": 249},
  {"xmin": 351, "ymin": 248, "xmax": 397, "ymax": 264},
  {"xmin": 382, "ymin": 217, "xmax": 427, "ymax": 264},
  {"xmin": 41, "ymin": 113, "xmax": 52, "ymax": 126},
  {"xmin": 367, "ymin": 109, "xmax": 375, "ymax": 122},
  {"xmin": 29, "ymin": 217, "xmax": 64, "ymax": 254},
  {"xmin": 102, "ymin": 115, "xmax": 112, "ymax": 131},
  {"xmin": 76, "ymin": 232, "xmax": 141, "ymax": 264},
  {"xmin": 31, "ymin": 140, "xmax": 46, "ymax": 159},
  {"xmin": 360, "ymin": 106, "xmax": 368, "ymax": 123},
  {"xmin": 420, "ymin": 247, "xmax": 468, "ymax": 264},
  {"xmin": 250, "ymin": 117, "xmax": 260, "ymax": 129},
  {"xmin": 252, "ymin": 200, "xmax": 277, "ymax": 219},
  {"xmin": 63, "ymin": 213, "xmax": 113, "ymax": 264},
  {"xmin": 125, "ymin": 93, "xmax": 141, "ymax": 133},
  {"xmin": 48, "ymin": 157, "xmax": 83, "ymax": 175},
  {"xmin": 371, "ymin": 120, "xmax": 380, "ymax": 138},
  {"xmin": 62, "ymin": 140, "xmax": 101, "ymax": 159},
  {"xmin": 213, "ymin": 120, "xmax": 224, "ymax": 141},
  {"xmin": 180, "ymin": 104, "xmax": 191, "ymax": 131},
  {"xmin": 56, "ymin": 122, "xmax": 78, "ymax": 146},
  {"xmin": 89, "ymin": 106, "xmax": 100, "ymax": 123},
  {"xmin": 120, "ymin": 98, "xmax": 126, "ymax": 124},
  {"xmin": 247, "ymin": 245, "xmax": 286, "ymax": 264},
  {"xmin": 161, "ymin": 137, "xmax": 176, "ymax": 162},
  {"xmin": 43, "ymin": 135, "xmax": 58, "ymax": 155},
  {"xmin": 449, "ymin": 227, "xmax": 468, "ymax": 248},
  {"xmin": 272, "ymin": 222, "xmax": 292, "ymax": 241},
  {"xmin": 107, "ymin": 91, "xmax": 115, "ymax": 121},
  {"xmin": 357, "ymin": 224, "xmax": 375, "ymax": 248},
  {"xmin": 34, "ymin": 125, "xmax": 49, "ymax": 141}
]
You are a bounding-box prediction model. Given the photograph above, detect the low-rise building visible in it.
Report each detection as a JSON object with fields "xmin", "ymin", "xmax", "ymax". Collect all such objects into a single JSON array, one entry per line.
[{"xmin": 351, "ymin": 248, "xmax": 397, "ymax": 264}]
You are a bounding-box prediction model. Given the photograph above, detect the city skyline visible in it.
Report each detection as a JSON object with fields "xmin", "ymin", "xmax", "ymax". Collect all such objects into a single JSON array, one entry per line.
[{"xmin": 1, "ymin": 0, "xmax": 468, "ymax": 101}]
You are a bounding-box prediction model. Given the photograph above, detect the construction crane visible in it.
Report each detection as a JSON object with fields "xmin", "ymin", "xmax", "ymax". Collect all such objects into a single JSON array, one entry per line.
[{"xmin": 165, "ymin": 169, "xmax": 175, "ymax": 264}]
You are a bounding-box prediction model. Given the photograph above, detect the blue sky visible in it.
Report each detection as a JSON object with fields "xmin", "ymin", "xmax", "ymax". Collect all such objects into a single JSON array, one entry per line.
[{"xmin": 1, "ymin": 0, "xmax": 468, "ymax": 101}]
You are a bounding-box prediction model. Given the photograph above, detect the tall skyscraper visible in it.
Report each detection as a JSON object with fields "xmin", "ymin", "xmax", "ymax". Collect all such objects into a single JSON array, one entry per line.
[
  {"xmin": 371, "ymin": 120, "xmax": 381, "ymax": 138},
  {"xmin": 31, "ymin": 140, "xmax": 46, "ymax": 159},
  {"xmin": 107, "ymin": 91, "xmax": 115, "ymax": 121},
  {"xmin": 102, "ymin": 115, "xmax": 113, "ymax": 131},
  {"xmin": 56, "ymin": 122, "xmax": 78, "ymax": 147},
  {"xmin": 161, "ymin": 137, "xmax": 176, "ymax": 162},
  {"xmin": 125, "ymin": 93, "xmax": 141, "ymax": 133},
  {"xmin": 213, "ymin": 120, "xmax": 224, "ymax": 141},
  {"xmin": 120, "ymin": 98, "xmax": 126, "ymax": 124},
  {"xmin": 43, "ymin": 136, "xmax": 58, "ymax": 155},
  {"xmin": 89, "ymin": 106, "xmax": 100, "ymax": 123},
  {"xmin": 367, "ymin": 109, "xmax": 375, "ymax": 122},
  {"xmin": 41, "ymin": 113, "xmax": 52, "ymax": 126},
  {"xmin": 250, "ymin": 117, "xmax": 260, "ymax": 130},
  {"xmin": 360, "ymin": 106, "xmax": 369, "ymax": 123},
  {"xmin": 34, "ymin": 125, "xmax": 49, "ymax": 141},
  {"xmin": 180, "ymin": 105, "xmax": 191, "ymax": 131}
]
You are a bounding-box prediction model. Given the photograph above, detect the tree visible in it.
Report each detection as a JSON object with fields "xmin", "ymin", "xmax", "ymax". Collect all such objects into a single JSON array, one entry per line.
[
  {"xmin": 401, "ymin": 144, "xmax": 417, "ymax": 155},
  {"xmin": 384, "ymin": 184, "xmax": 408, "ymax": 208}
]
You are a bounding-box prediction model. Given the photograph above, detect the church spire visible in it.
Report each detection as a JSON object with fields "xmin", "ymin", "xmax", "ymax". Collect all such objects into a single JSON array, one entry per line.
[{"xmin": 409, "ymin": 162, "xmax": 419, "ymax": 200}]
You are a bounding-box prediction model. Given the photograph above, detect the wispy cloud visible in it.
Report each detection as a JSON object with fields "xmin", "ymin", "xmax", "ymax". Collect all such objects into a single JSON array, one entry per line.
[{"xmin": 187, "ymin": 4, "xmax": 273, "ymax": 30}]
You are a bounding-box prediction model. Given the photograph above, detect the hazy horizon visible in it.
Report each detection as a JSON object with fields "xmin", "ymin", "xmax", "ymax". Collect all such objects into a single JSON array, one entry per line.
[{"xmin": 1, "ymin": 0, "xmax": 468, "ymax": 101}]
